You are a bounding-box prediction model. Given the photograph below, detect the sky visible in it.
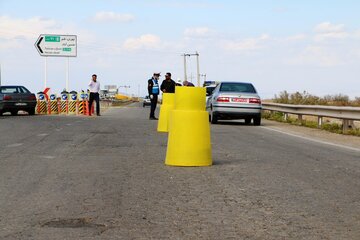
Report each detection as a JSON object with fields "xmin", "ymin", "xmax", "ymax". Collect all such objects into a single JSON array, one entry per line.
[{"xmin": 0, "ymin": 0, "xmax": 359, "ymax": 98}]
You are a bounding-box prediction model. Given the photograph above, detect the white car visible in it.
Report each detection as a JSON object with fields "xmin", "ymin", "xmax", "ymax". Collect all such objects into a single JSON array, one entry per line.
[
  {"xmin": 143, "ymin": 96, "xmax": 151, "ymax": 107},
  {"xmin": 206, "ymin": 82, "xmax": 262, "ymax": 125}
]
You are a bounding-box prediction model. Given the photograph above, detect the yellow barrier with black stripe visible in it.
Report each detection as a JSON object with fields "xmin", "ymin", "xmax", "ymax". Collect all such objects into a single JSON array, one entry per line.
[
  {"xmin": 36, "ymin": 100, "xmax": 47, "ymax": 114},
  {"xmin": 49, "ymin": 100, "xmax": 58, "ymax": 114},
  {"xmin": 78, "ymin": 101, "xmax": 84, "ymax": 114},
  {"xmin": 60, "ymin": 100, "xmax": 68, "ymax": 114},
  {"xmin": 68, "ymin": 101, "xmax": 76, "ymax": 114}
]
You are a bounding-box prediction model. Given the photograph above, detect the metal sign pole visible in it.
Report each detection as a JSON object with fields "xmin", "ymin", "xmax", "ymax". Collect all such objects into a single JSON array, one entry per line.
[
  {"xmin": 66, "ymin": 57, "xmax": 69, "ymax": 91},
  {"xmin": 44, "ymin": 57, "xmax": 47, "ymax": 88}
]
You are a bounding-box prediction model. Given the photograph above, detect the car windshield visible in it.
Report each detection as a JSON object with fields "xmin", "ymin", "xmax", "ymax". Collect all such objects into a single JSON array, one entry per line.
[
  {"xmin": 0, "ymin": 87, "xmax": 19, "ymax": 94},
  {"xmin": 0, "ymin": 86, "xmax": 31, "ymax": 94},
  {"xmin": 219, "ymin": 83, "xmax": 256, "ymax": 93}
]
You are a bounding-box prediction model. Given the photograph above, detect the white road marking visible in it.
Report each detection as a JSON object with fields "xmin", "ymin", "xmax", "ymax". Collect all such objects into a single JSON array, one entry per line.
[
  {"xmin": 41, "ymin": 155, "xmax": 55, "ymax": 159},
  {"xmin": 6, "ymin": 143, "xmax": 23, "ymax": 148},
  {"xmin": 260, "ymin": 126, "xmax": 360, "ymax": 153},
  {"xmin": 37, "ymin": 133, "xmax": 49, "ymax": 137}
]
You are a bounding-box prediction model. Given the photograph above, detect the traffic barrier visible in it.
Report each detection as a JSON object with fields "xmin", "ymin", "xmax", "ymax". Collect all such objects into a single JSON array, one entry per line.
[
  {"xmin": 68, "ymin": 91, "xmax": 77, "ymax": 114},
  {"xmin": 78, "ymin": 100, "xmax": 84, "ymax": 114},
  {"xmin": 68, "ymin": 101, "xmax": 76, "ymax": 114},
  {"xmin": 157, "ymin": 93, "xmax": 175, "ymax": 132},
  {"xmin": 85, "ymin": 100, "xmax": 89, "ymax": 116},
  {"xmin": 36, "ymin": 92, "xmax": 47, "ymax": 114},
  {"xmin": 60, "ymin": 91, "xmax": 69, "ymax": 114},
  {"xmin": 37, "ymin": 100, "xmax": 47, "ymax": 114},
  {"xmin": 33, "ymin": 90, "xmax": 102, "ymax": 117},
  {"xmin": 48, "ymin": 94, "xmax": 58, "ymax": 114},
  {"xmin": 49, "ymin": 100, "xmax": 58, "ymax": 114},
  {"xmin": 165, "ymin": 87, "xmax": 212, "ymax": 167}
]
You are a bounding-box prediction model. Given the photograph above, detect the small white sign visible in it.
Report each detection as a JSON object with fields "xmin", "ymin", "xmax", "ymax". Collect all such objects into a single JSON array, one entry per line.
[{"xmin": 35, "ymin": 34, "xmax": 77, "ymax": 57}]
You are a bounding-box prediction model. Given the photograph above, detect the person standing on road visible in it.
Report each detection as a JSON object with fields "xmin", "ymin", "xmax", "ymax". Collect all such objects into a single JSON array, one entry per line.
[
  {"xmin": 160, "ymin": 72, "xmax": 176, "ymax": 93},
  {"xmin": 88, "ymin": 74, "xmax": 101, "ymax": 116},
  {"xmin": 148, "ymin": 72, "xmax": 160, "ymax": 120},
  {"xmin": 183, "ymin": 80, "xmax": 195, "ymax": 87}
]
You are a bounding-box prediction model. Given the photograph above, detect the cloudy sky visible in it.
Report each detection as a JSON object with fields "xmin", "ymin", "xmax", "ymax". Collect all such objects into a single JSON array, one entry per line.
[{"xmin": 0, "ymin": 0, "xmax": 359, "ymax": 98}]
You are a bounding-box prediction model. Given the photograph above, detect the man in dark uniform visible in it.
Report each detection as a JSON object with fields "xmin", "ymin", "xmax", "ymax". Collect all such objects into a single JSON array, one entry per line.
[
  {"xmin": 148, "ymin": 72, "xmax": 160, "ymax": 120},
  {"xmin": 160, "ymin": 72, "xmax": 176, "ymax": 93}
]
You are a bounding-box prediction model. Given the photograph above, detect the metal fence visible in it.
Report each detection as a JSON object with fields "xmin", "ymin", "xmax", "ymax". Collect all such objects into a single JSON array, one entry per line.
[{"xmin": 262, "ymin": 103, "xmax": 360, "ymax": 132}]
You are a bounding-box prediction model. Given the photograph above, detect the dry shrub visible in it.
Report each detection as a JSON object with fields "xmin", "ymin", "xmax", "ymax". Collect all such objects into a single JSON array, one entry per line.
[{"xmin": 273, "ymin": 91, "xmax": 359, "ymax": 106}]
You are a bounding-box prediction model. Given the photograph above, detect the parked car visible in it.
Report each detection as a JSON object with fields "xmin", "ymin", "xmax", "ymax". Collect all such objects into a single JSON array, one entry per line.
[
  {"xmin": 0, "ymin": 85, "xmax": 37, "ymax": 115},
  {"xmin": 143, "ymin": 95, "xmax": 151, "ymax": 107},
  {"xmin": 206, "ymin": 82, "xmax": 262, "ymax": 125},
  {"xmin": 206, "ymin": 84, "xmax": 217, "ymax": 103}
]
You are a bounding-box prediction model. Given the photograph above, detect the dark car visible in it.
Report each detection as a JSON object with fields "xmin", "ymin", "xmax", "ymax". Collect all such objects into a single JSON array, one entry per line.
[{"xmin": 0, "ymin": 85, "xmax": 37, "ymax": 115}]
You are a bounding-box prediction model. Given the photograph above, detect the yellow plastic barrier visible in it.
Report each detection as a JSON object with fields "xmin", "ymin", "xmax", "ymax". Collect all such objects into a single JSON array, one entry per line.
[
  {"xmin": 115, "ymin": 94, "xmax": 130, "ymax": 100},
  {"xmin": 157, "ymin": 93, "xmax": 175, "ymax": 132},
  {"xmin": 165, "ymin": 87, "xmax": 212, "ymax": 167}
]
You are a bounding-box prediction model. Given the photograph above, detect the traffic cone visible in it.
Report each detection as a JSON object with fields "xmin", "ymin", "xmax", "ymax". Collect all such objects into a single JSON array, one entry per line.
[
  {"xmin": 165, "ymin": 87, "xmax": 212, "ymax": 167},
  {"xmin": 157, "ymin": 93, "xmax": 175, "ymax": 132}
]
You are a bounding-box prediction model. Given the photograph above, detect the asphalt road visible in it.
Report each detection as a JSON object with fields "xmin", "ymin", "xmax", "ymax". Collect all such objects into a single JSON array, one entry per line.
[{"xmin": 0, "ymin": 103, "xmax": 359, "ymax": 239}]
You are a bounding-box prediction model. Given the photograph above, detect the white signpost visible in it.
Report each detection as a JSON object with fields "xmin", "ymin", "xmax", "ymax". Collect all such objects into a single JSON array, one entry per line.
[{"xmin": 34, "ymin": 34, "xmax": 77, "ymax": 90}]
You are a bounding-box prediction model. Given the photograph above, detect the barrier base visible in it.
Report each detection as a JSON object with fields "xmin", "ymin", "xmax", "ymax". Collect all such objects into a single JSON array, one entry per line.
[{"xmin": 165, "ymin": 110, "xmax": 212, "ymax": 167}]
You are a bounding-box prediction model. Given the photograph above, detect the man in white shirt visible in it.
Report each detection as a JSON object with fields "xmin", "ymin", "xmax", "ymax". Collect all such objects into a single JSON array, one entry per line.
[{"xmin": 88, "ymin": 74, "xmax": 100, "ymax": 116}]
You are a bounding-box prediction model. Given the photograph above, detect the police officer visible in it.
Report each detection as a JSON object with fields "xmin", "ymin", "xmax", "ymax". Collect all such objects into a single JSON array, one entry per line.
[{"xmin": 148, "ymin": 72, "xmax": 160, "ymax": 120}]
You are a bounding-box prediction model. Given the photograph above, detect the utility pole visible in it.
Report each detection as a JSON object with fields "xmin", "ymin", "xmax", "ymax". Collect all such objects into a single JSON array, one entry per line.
[
  {"xmin": 196, "ymin": 51, "xmax": 200, "ymax": 87},
  {"xmin": 182, "ymin": 52, "xmax": 200, "ymax": 86},
  {"xmin": 183, "ymin": 54, "xmax": 187, "ymax": 82},
  {"xmin": 200, "ymin": 74, "xmax": 207, "ymax": 83}
]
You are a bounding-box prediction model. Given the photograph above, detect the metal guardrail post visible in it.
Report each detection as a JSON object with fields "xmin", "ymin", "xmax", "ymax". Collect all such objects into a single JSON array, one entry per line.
[
  {"xmin": 343, "ymin": 120, "xmax": 355, "ymax": 133},
  {"xmin": 298, "ymin": 114, "xmax": 303, "ymax": 125},
  {"xmin": 318, "ymin": 117, "xmax": 323, "ymax": 128}
]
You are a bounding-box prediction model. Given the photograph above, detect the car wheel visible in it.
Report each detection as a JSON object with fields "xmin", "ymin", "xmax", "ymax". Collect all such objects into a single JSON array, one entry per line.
[
  {"xmin": 28, "ymin": 108, "xmax": 35, "ymax": 115},
  {"xmin": 245, "ymin": 117, "xmax": 252, "ymax": 125},
  {"xmin": 210, "ymin": 110, "xmax": 218, "ymax": 124},
  {"xmin": 11, "ymin": 110, "xmax": 18, "ymax": 116},
  {"xmin": 253, "ymin": 116, "xmax": 261, "ymax": 126}
]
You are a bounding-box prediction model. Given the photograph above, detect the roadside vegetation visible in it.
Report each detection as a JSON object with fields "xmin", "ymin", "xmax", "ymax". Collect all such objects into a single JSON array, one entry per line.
[
  {"xmin": 263, "ymin": 91, "xmax": 360, "ymax": 137},
  {"xmin": 273, "ymin": 91, "xmax": 360, "ymax": 107}
]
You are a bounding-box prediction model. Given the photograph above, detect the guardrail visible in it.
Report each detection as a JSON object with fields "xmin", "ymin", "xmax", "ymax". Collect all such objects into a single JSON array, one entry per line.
[{"xmin": 262, "ymin": 103, "xmax": 360, "ymax": 132}]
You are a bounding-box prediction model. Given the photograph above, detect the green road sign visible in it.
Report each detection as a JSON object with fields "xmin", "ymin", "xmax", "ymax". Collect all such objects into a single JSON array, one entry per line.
[{"xmin": 45, "ymin": 36, "xmax": 60, "ymax": 42}]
